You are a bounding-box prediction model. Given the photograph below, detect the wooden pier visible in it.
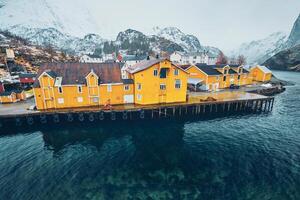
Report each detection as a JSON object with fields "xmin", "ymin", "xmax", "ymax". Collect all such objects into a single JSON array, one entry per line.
[{"xmin": 0, "ymin": 92, "xmax": 275, "ymax": 129}]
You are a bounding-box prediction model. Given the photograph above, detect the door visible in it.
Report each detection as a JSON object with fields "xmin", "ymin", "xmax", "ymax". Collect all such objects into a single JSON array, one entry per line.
[
  {"xmin": 43, "ymin": 87, "xmax": 54, "ymax": 109},
  {"xmin": 124, "ymin": 95, "xmax": 134, "ymax": 104},
  {"xmin": 159, "ymin": 94, "xmax": 167, "ymax": 103}
]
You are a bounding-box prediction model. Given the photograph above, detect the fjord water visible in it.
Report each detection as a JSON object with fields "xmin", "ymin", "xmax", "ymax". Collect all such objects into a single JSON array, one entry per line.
[{"xmin": 0, "ymin": 71, "xmax": 300, "ymax": 200}]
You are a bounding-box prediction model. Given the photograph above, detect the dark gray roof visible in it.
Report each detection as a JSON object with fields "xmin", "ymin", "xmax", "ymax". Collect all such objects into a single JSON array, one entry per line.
[
  {"xmin": 195, "ymin": 64, "xmax": 222, "ymax": 75},
  {"xmin": 0, "ymin": 91, "xmax": 15, "ymax": 96},
  {"xmin": 122, "ymin": 79, "xmax": 134, "ymax": 84},
  {"xmin": 123, "ymin": 55, "xmax": 147, "ymax": 61},
  {"xmin": 19, "ymin": 73, "xmax": 37, "ymax": 78}
]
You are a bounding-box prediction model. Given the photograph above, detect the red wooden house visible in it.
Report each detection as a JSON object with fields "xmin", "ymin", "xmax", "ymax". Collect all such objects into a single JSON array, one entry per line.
[{"xmin": 19, "ymin": 73, "xmax": 37, "ymax": 85}]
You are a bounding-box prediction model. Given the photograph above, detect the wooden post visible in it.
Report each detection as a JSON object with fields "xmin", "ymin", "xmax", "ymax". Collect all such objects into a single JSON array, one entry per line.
[
  {"xmin": 159, "ymin": 108, "xmax": 161, "ymax": 118},
  {"xmin": 271, "ymin": 98, "xmax": 274, "ymax": 110},
  {"xmin": 228, "ymin": 103, "xmax": 231, "ymax": 112},
  {"xmin": 235, "ymin": 102, "xmax": 239, "ymax": 111},
  {"xmin": 164, "ymin": 108, "xmax": 167, "ymax": 117},
  {"xmin": 254, "ymin": 100, "xmax": 257, "ymax": 112},
  {"xmin": 210, "ymin": 104, "xmax": 212, "ymax": 113},
  {"xmin": 223, "ymin": 103, "xmax": 225, "ymax": 112},
  {"xmin": 215, "ymin": 104, "xmax": 218, "ymax": 112},
  {"xmin": 179, "ymin": 107, "xmax": 182, "ymax": 115},
  {"xmin": 173, "ymin": 107, "xmax": 175, "ymax": 116},
  {"xmin": 186, "ymin": 106, "xmax": 188, "ymax": 115},
  {"xmin": 264, "ymin": 100, "xmax": 268, "ymax": 112},
  {"xmin": 203, "ymin": 105, "xmax": 206, "ymax": 113},
  {"xmin": 152, "ymin": 109, "xmax": 154, "ymax": 118}
]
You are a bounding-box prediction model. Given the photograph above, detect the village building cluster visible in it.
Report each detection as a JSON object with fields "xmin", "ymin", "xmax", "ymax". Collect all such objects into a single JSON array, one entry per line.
[
  {"xmin": 0, "ymin": 45, "xmax": 273, "ymax": 108},
  {"xmin": 0, "ymin": 47, "xmax": 36, "ymax": 103}
]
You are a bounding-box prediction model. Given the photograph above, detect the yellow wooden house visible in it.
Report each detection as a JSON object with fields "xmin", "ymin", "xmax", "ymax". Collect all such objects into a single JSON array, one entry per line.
[
  {"xmin": 181, "ymin": 64, "xmax": 253, "ymax": 91},
  {"xmin": 214, "ymin": 65, "xmax": 252, "ymax": 88},
  {"xmin": 33, "ymin": 60, "xmax": 188, "ymax": 110},
  {"xmin": 123, "ymin": 59, "xmax": 188, "ymax": 105},
  {"xmin": 250, "ymin": 65, "xmax": 272, "ymax": 82},
  {"xmin": 0, "ymin": 91, "xmax": 18, "ymax": 103}
]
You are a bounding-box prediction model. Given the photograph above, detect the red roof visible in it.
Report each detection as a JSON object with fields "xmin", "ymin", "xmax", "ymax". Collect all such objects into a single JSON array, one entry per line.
[{"xmin": 33, "ymin": 62, "xmax": 124, "ymax": 88}]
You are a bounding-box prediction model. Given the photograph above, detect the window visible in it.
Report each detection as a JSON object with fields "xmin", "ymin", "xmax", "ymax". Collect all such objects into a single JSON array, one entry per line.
[
  {"xmin": 223, "ymin": 76, "xmax": 227, "ymax": 81},
  {"xmin": 153, "ymin": 69, "xmax": 158, "ymax": 76},
  {"xmin": 124, "ymin": 85, "xmax": 130, "ymax": 91},
  {"xmin": 77, "ymin": 97, "xmax": 83, "ymax": 103},
  {"xmin": 174, "ymin": 69, "xmax": 179, "ymax": 76},
  {"xmin": 239, "ymin": 68, "xmax": 243, "ymax": 73},
  {"xmin": 175, "ymin": 79, "xmax": 181, "ymax": 89},
  {"xmin": 216, "ymin": 76, "xmax": 220, "ymax": 81},
  {"xmin": 57, "ymin": 98, "xmax": 64, "ymax": 104},
  {"xmin": 160, "ymin": 68, "xmax": 167, "ymax": 78},
  {"xmin": 78, "ymin": 86, "xmax": 82, "ymax": 93},
  {"xmin": 160, "ymin": 84, "xmax": 166, "ymax": 90},
  {"xmin": 58, "ymin": 86, "xmax": 63, "ymax": 94},
  {"xmin": 137, "ymin": 83, "xmax": 142, "ymax": 90},
  {"xmin": 231, "ymin": 75, "xmax": 234, "ymax": 79},
  {"xmin": 107, "ymin": 84, "xmax": 112, "ymax": 92},
  {"xmin": 238, "ymin": 75, "xmax": 241, "ymax": 80},
  {"xmin": 92, "ymin": 97, "xmax": 99, "ymax": 103},
  {"xmin": 224, "ymin": 69, "xmax": 228, "ymax": 74},
  {"xmin": 137, "ymin": 94, "xmax": 142, "ymax": 101}
]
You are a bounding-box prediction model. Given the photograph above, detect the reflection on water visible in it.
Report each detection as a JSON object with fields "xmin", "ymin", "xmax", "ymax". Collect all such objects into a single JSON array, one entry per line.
[{"xmin": 0, "ymin": 71, "xmax": 300, "ymax": 200}]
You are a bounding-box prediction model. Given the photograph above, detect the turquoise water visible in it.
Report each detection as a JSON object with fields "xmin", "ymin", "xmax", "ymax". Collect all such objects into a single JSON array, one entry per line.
[{"xmin": 0, "ymin": 71, "xmax": 300, "ymax": 200}]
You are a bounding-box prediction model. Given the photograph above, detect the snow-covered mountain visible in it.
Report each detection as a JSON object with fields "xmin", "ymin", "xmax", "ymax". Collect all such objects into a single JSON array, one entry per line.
[
  {"xmin": 229, "ymin": 32, "xmax": 288, "ymax": 64},
  {"xmin": 0, "ymin": 0, "xmax": 221, "ymax": 56},
  {"xmin": 153, "ymin": 27, "xmax": 202, "ymax": 52},
  {"xmin": 0, "ymin": 0, "xmax": 99, "ymax": 37},
  {"xmin": 286, "ymin": 14, "xmax": 300, "ymax": 48}
]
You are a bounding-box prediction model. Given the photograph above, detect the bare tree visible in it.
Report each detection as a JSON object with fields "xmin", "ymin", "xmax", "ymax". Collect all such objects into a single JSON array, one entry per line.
[
  {"xmin": 237, "ymin": 55, "xmax": 246, "ymax": 65},
  {"xmin": 216, "ymin": 52, "xmax": 228, "ymax": 65}
]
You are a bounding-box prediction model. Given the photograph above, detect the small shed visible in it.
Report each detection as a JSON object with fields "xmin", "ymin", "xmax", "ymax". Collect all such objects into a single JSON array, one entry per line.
[
  {"xmin": 0, "ymin": 91, "xmax": 18, "ymax": 103},
  {"xmin": 251, "ymin": 65, "xmax": 272, "ymax": 82}
]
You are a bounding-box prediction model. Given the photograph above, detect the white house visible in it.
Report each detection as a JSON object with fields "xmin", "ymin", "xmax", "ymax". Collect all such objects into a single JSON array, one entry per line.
[
  {"xmin": 170, "ymin": 51, "xmax": 215, "ymax": 65},
  {"xmin": 79, "ymin": 55, "xmax": 103, "ymax": 63},
  {"xmin": 122, "ymin": 55, "xmax": 148, "ymax": 66}
]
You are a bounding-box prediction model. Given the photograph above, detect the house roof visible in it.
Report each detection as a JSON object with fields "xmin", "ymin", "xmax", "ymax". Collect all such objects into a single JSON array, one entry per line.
[
  {"xmin": 0, "ymin": 91, "xmax": 15, "ymax": 96},
  {"xmin": 254, "ymin": 65, "xmax": 272, "ymax": 74},
  {"xmin": 178, "ymin": 64, "xmax": 192, "ymax": 70},
  {"xmin": 195, "ymin": 64, "xmax": 222, "ymax": 76},
  {"xmin": 33, "ymin": 62, "xmax": 124, "ymax": 88},
  {"xmin": 123, "ymin": 55, "xmax": 147, "ymax": 61},
  {"xmin": 122, "ymin": 79, "xmax": 134, "ymax": 84},
  {"xmin": 19, "ymin": 73, "xmax": 37, "ymax": 78}
]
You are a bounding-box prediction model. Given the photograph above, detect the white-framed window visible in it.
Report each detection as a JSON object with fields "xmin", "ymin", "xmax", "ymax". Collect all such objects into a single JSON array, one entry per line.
[
  {"xmin": 77, "ymin": 97, "xmax": 83, "ymax": 103},
  {"xmin": 174, "ymin": 69, "xmax": 179, "ymax": 76},
  {"xmin": 78, "ymin": 85, "xmax": 82, "ymax": 93},
  {"xmin": 124, "ymin": 85, "xmax": 130, "ymax": 91},
  {"xmin": 175, "ymin": 79, "xmax": 181, "ymax": 89},
  {"xmin": 107, "ymin": 84, "xmax": 112, "ymax": 92},
  {"xmin": 137, "ymin": 83, "xmax": 142, "ymax": 90},
  {"xmin": 216, "ymin": 76, "xmax": 220, "ymax": 81},
  {"xmin": 137, "ymin": 94, "xmax": 142, "ymax": 101},
  {"xmin": 160, "ymin": 84, "xmax": 166, "ymax": 90},
  {"xmin": 153, "ymin": 69, "xmax": 158, "ymax": 76},
  {"xmin": 57, "ymin": 98, "xmax": 64, "ymax": 104},
  {"xmin": 92, "ymin": 97, "xmax": 99, "ymax": 103}
]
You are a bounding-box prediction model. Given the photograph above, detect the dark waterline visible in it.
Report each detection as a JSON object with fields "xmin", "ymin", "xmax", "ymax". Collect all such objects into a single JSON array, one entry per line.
[{"xmin": 0, "ymin": 71, "xmax": 300, "ymax": 200}]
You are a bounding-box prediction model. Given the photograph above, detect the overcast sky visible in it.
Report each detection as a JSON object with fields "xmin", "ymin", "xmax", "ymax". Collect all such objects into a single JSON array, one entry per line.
[{"xmin": 87, "ymin": 0, "xmax": 300, "ymax": 51}]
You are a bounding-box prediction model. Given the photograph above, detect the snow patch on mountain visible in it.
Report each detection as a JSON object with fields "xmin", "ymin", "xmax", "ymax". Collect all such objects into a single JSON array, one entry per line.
[
  {"xmin": 229, "ymin": 32, "xmax": 288, "ymax": 64},
  {"xmin": 152, "ymin": 27, "xmax": 202, "ymax": 52},
  {"xmin": 0, "ymin": 0, "xmax": 99, "ymax": 37}
]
